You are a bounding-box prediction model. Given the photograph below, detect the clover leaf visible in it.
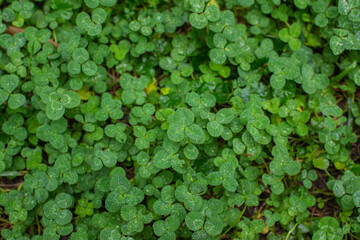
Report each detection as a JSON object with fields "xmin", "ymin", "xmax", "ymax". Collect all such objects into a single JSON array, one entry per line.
[
  {"xmin": 2, "ymin": 114, "xmax": 27, "ymax": 141},
  {"xmin": 268, "ymin": 57, "xmax": 300, "ymax": 89},
  {"xmin": 129, "ymin": 103, "xmax": 155, "ymax": 125},
  {"xmin": 0, "ymin": 74, "xmax": 25, "ymax": 109},
  {"xmin": 206, "ymin": 108, "xmax": 237, "ymax": 137},
  {"xmin": 43, "ymin": 193, "xmax": 74, "ymax": 227},
  {"xmin": 36, "ymin": 87, "xmax": 81, "ymax": 120},
  {"xmin": 0, "ymin": 1, "xmax": 360, "ymax": 239},
  {"xmin": 298, "ymin": 64, "xmax": 329, "ymax": 94},
  {"xmin": 36, "ymin": 118, "xmax": 67, "ymax": 150},
  {"xmin": 209, "ymin": 32, "xmax": 244, "ymax": 65},
  {"xmin": 166, "ymin": 107, "xmax": 204, "ymax": 143},
  {"xmin": 185, "ymin": 211, "xmax": 205, "ymax": 231},
  {"xmin": 95, "ymin": 93, "xmax": 123, "ymax": 121},
  {"xmin": 338, "ymin": 0, "xmax": 360, "ymax": 22},
  {"xmin": 153, "ymin": 215, "xmax": 181, "ymax": 238},
  {"xmin": 313, "ymin": 217, "xmax": 343, "ymax": 240},
  {"xmin": 104, "ymin": 123, "xmax": 127, "ymax": 143},
  {"xmin": 76, "ymin": 8, "xmax": 106, "ymax": 36},
  {"xmin": 120, "ymin": 73, "xmax": 150, "ymax": 105},
  {"xmin": 133, "ymin": 126, "xmax": 156, "ymax": 150},
  {"xmin": 278, "ymin": 22, "xmax": 302, "ymax": 51}
]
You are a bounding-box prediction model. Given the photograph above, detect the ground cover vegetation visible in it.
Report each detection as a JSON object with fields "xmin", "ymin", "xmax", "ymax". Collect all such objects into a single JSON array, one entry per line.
[{"xmin": 0, "ymin": 0, "xmax": 360, "ymax": 239}]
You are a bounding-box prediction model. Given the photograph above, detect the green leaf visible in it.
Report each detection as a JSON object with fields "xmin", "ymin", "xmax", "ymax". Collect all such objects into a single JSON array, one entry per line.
[
  {"xmin": 233, "ymin": 138, "xmax": 245, "ymax": 154},
  {"xmin": 185, "ymin": 124, "xmax": 204, "ymax": 141},
  {"xmin": 353, "ymin": 191, "xmax": 360, "ymax": 207},
  {"xmin": 154, "ymin": 150, "xmax": 171, "ymax": 169},
  {"xmin": 0, "ymin": 74, "xmax": 19, "ymax": 93},
  {"xmin": 68, "ymin": 61, "xmax": 81, "ymax": 75},
  {"xmin": 333, "ymin": 181, "xmax": 345, "ymax": 197},
  {"xmin": 61, "ymin": 91, "xmax": 81, "ymax": 108},
  {"xmin": 46, "ymin": 101, "xmax": 65, "ymax": 120},
  {"xmin": 204, "ymin": 217, "xmax": 223, "ymax": 236},
  {"xmin": 85, "ymin": 0, "xmax": 100, "ymax": 8},
  {"xmin": 330, "ymin": 36, "xmax": 345, "ymax": 55},
  {"xmin": 207, "ymin": 121, "xmax": 224, "ymax": 137},
  {"xmin": 289, "ymin": 38, "xmax": 301, "ymax": 51},
  {"xmin": 8, "ymin": 94, "xmax": 25, "ymax": 109},
  {"xmin": 204, "ymin": 5, "xmax": 221, "ymax": 22},
  {"xmin": 82, "ymin": 61, "xmax": 98, "ymax": 76},
  {"xmin": 320, "ymin": 103, "xmax": 342, "ymax": 117},
  {"xmin": 100, "ymin": 0, "xmax": 117, "ymax": 7},
  {"xmin": 184, "ymin": 143, "xmax": 199, "ymax": 160},
  {"xmin": 185, "ymin": 211, "xmax": 204, "ymax": 231},
  {"xmin": 189, "ymin": 13, "xmax": 208, "ymax": 29},
  {"xmin": 73, "ymin": 48, "xmax": 89, "ymax": 64},
  {"xmin": 92, "ymin": 8, "xmax": 107, "ymax": 24},
  {"xmin": 76, "ymin": 12, "xmax": 91, "ymax": 29},
  {"xmin": 209, "ymin": 48, "xmax": 227, "ymax": 64},
  {"xmin": 270, "ymin": 74, "xmax": 286, "ymax": 89},
  {"xmin": 189, "ymin": 0, "xmax": 205, "ymax": 13},
  {"xmin": 315, "ymin": 13, "xmax": 328, "ymax": 27},
  {"xmin": 167, "ymin": 124, "xmax": 185, "ymax": 142},
  {"xmin": 0, "ymin": 89, "xmax": 9, "ymax": 104}
]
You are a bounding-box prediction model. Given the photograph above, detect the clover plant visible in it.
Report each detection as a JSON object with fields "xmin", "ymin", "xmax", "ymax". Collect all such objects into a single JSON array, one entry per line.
[{"xmin": 1, "ymin": 0, "xmax": 360, "ymax": 239}]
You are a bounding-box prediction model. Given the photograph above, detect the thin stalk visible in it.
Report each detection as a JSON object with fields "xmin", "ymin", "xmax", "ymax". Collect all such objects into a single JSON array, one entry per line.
[
  {"xmin": 263, "ymin": 159, "xmax": 270, "ymax": 174},
  {"xmin": 348, "ymin": 232, "xmax": 360, "ymax": 240},
  {"xmin": 310, "ymin": 191, "xmax": 334, "ymax": 196},
  {"xmin": 219, "ymin": 206, "xmax": 247, "ymax": 238},
  {"xmin": 0, "ymin": 219, "xmax": 10, "ymax": 223},
  {"xmin": 36, "ymin": 215, "xmax": 41, "ymax": 235},
  {"xmin": 285, "ymin": 217, "xmax": 321, "ymax": 240},
  {"xmin": 324, "ymin": 169, "xmax": 335, "ymax": 179},
  {"xmin": 53, "ymin": 30, "xmax": 57, "ymax": 44},
  {"xmin": 28, "ymin": 40, "xmax": 36, "ymax": 77},
  {"xmin": 0, "ymin": 171, "xmax": 24, "ymax": 177},
  {"xmin": 348, "ymin": 96, "xmax": 354, "ymax": 127},
  {"xmin": 331, "ymin": 61, "xmax": 357, "ymax": 83},
  {"xmin": 17, "ymin": 182, "xmax": 24, "ymax": 191}
]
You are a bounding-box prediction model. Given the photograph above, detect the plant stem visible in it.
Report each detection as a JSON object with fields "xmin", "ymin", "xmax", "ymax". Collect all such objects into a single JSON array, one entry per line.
[
  {"xmin": 324, "ymin": 169, "xmax": 335, "ymax": 179},
  {"xmin": 0, "ymin": 171, "xmax": 24, "ymax": 177},
  {"xmin": 331, "ymin": 61, "xmax": 357, "ymax": 83},
  {"xmin": 17, "ymin": 182, "xmax": 24, "ymax": 191},
  {"xmin": 28, "ymin": 41, "xmax": 35, "ymax": 77},
  {"xmin": 53, "ymin": 29, "xmax": 57, "ymax": 44},
  {"xmin": 310, "ymin": 191, "xmax": 334, "ymax": 196},
  {"xmin": 263, "ymin": 159, "xmax": 270, "ymax": 174},
  {"xmin": 219, "ymin": 205, "xmax": 247, "ymax": 238},
  {"xmin": 36, "ymin": 215, "xmax": 41, "ymax": 235},
  {"xmin": 285, "ymin": 217, "xmax": 321, "ymax": 240},
  {"xmin": 348, "ymin": 96, "xmax": 353, "ymax": 127},
  {"xmin": 348, "ymin": 232, "xmax": 360, "ymax": 240},
  {"xmin": 0, "ymin": 219, "xmax": 10, "ymax": 223}
]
